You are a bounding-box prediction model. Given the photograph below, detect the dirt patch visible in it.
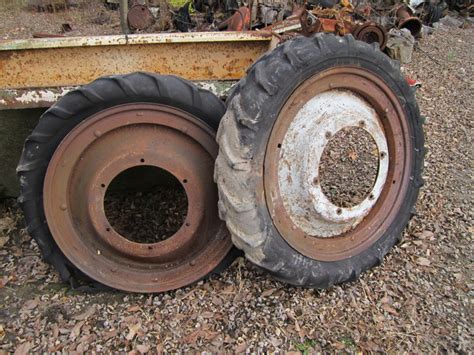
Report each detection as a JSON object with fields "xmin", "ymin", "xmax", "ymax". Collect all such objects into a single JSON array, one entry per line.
[{"xmin": 0, "ymin": 2, "xmax": 121, "ymax": 40}]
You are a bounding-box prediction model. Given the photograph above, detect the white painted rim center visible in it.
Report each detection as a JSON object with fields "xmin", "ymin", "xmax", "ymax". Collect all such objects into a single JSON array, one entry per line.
[{"xmin": 277, "ymin": 90, "xmax": 389, "ymax": 238}]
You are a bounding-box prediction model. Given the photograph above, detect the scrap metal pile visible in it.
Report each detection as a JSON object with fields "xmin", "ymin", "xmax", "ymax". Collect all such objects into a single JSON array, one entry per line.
[
  {"xmin": 114, "ymin": 0, "xmax": 459, "ymax": 61},
  {"xmin": 126, "ymin": 0, "xmax": 450, "ymax": 36}
]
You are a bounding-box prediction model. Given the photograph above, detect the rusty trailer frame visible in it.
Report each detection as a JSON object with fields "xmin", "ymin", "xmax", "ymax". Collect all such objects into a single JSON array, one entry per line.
[{"xmin": 0, "ymin": 32, "xmax": 273, "ymax": 197}]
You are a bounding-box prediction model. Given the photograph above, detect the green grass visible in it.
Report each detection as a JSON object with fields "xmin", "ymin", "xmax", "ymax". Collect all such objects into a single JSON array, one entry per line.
[{"xmin": 293, "ymin": 339, "xmax": 318, "ymax": 354}]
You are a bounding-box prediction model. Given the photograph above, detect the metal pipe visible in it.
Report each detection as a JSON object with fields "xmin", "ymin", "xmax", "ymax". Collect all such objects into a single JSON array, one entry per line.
[{"xmin": 119, "ymin": 0, "xmax": 129, "ymax": 34}]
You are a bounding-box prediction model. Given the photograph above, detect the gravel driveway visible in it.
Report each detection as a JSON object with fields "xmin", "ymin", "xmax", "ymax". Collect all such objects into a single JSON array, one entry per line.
[{"xmin": 0, "ymin": 26, "xmax": 472, "ymax": 353}]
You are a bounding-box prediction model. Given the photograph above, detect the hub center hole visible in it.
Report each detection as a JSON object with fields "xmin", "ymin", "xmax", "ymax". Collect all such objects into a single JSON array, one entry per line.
[
  {"xmin": 104, "ymin": 166, "xmax": 188, "ymax": 243},
  {"xmin": 318, "ymin": 127, "xmax": 379, "ymax": 208}
]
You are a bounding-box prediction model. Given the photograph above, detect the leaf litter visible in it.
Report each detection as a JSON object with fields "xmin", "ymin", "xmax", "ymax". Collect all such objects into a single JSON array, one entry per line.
[{"xmin": 0, "ymin": 25, "xmax": 473, "ymax": 353}]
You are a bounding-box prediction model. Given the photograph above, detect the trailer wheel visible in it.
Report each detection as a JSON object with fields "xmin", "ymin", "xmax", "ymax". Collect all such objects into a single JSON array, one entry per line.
[
  {"xmin": 17, "ymin": 72, "xmax": 234, "ymax": 293},
  {"xmin": 216, "ymin": 34, "xmax": 424, "ymax": 288}
]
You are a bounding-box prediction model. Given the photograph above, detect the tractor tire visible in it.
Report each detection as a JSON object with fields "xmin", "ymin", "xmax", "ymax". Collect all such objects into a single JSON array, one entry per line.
[
  {"xmin": 17, "ymin": 72, "xmax": 235, "ymax": 293},
  {"xmin": 215, "ymin": 34, "xmax": 424, "ymax": 288}
]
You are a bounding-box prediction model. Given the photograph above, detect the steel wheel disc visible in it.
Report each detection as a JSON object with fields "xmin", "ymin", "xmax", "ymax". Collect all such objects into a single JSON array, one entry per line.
[
  {"xmin": 43, "ymin": 103, "xmax": 232, "ymax": 292},
  {"xmin": 264, "ymin": 67, "xmax": 413, "ymax": 261}
]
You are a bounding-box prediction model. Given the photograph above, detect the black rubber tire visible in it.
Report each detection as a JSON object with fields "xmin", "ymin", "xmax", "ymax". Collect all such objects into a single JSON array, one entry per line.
[
  {"xmin": 17, "ymin": 72, "xmax": 235, "ymax": 288},
  {"xmin": 215, "ymin": 34, "xmax": 424, "ymax": 288}
]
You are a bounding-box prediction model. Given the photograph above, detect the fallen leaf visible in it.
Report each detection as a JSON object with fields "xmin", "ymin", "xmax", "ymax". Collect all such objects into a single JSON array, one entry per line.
[
  {"xmin": 14, "ymin": 342, "xmax": 32, "ymax": 355},
  {"xmin": 0, "ymin": 236, "xmax": 9, "ymax": 248},
  {"xmin": 416, "ymin": 257, "xmax": 431, "ymax": 266},
  {"xmin": 348, "ymin": 150, "xmax": 358, "ymax": 161},
  {"xmin": 22, "ymin": 299, "xmax": 39, "ymax": 311},
  {"xmin": 183, "ymin": 329, "xmax": 201, "ymax": 344},
  {"xmin": 103, "ymin": 328, "xmax": 118, "ymax": 340},
  {"xmin": 0, "ymin": 276, "xmax": 10, "ymax": 289},
  {"xmin": 415, "ymin": 230, "xmax": 434, "ymax": 239},
  {"xmin": 126, "ymin": 323, "xmax": 141, "ymax": 341},
  {"xmin": 136, "ymin": 344, "xmax": 150, "ymax": 354},
  {"xmin": 73, "ymin": 305, "xmax": 96, "ymax": 321},
  {"xmin": 69, "ymin": 320, "xmax": 85, "ymax": 341},
  {"xmin": 261, "ymin": 288, "xmax": 276, "ymax": 297},
  {"xmin": 381, "ymin": 303, "xmax": 399, "ymax": 316},
  {"xmin": 127, "ymin": 305, "xmax": 141, "ymax": 313},
  {"xmin": 234, "ymin": 342, "xmax": 247, "ymax": 354}
]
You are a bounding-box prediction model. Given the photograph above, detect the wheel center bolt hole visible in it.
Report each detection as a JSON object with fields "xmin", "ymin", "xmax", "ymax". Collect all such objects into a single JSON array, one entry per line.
[
  {"xmin": 318, "ymin": 127, "xmax": 379, "ymax": 208},
  {"xmin": 104, "ymin": 166, "xmax": 188, "ymax": 244}
]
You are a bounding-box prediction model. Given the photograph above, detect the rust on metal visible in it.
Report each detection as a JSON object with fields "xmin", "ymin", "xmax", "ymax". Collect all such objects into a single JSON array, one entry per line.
[
  {"xmin": 127, "ymin": 4, "xmax": 155, "ymax": 30},
  {"xmin": 218, "ymin": 7, "xmax": 251, "ymax": 31},
  {"xmin": 43, "ymin": 103, "xmax": 232, "ymax": 292},
  {"xmin": 0, "ymin": 81, "xmax": 236, "ymax": 110},
  {"xmin": 0, "ymin": 32, "xmax": 271, "ymax": 89},
  {"xmin": 264, "ymin": 67, "xmax": 412, "ymax": 261},
  {"xmin": 395, "ymin": 5, "xmax": 422, "ymax": 37},
  {"xmin": 353, "ymin": 22, "xmax": 387, "ymax": 50}
]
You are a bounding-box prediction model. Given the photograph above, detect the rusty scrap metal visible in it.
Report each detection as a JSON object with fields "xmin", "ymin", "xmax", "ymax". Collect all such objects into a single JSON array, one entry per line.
[
  {"xmin": 395, "ymin": 5, "xmax": 422, "ymax": 37},
  {"xmin": 353, "ymin": 22, "xmax": 387, "ymax": 50},
  {"xmin": 218, "ymin": 7, "xmax": 251, "ymax": 31},
  {"xmin": 0, "ymin": 33, "xmax": 271, "ymax": 89},
  {"xmin": 298, "ymin": 5, "xmax": 388, "ymax": 49},
  {"xmin": 43, "ymin": 103, "xmax": 232, "ymax": 292},
  {"xmin": 127, "ymin": 4, "xmax": 156, "ymax": 30}
]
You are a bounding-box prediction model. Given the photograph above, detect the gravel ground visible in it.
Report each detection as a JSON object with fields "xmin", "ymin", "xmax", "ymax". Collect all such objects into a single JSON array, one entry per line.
[
  {"xmin": 0, "ymin": 26, "xmax": 473, "ymax": 353},
  {"xmin": 319, "ymin": 127, "xmax": 379, "ymax": 208}
]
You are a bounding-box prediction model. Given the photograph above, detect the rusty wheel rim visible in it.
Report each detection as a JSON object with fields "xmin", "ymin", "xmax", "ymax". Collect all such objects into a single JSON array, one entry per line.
[
  {"xmin": 353, "ymin": 22, "xmax": 387, "ymax": 50},
  {"xmin": 264, "ymin": 67, "xmax": 412, "ymax": 261},
  {"xmin": 44, "ymin": 103, "xmax": 231, "ymax": 292}
]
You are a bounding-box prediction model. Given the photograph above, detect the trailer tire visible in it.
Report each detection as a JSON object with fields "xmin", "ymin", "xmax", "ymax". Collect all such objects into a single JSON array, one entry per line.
[
  {"xmin": 17, "ymin": 72, "xmax": 235, "ymax": 291},
  {"xmin": 215, "ymin": 34, "xmax": 424, "ymax": 288}
]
